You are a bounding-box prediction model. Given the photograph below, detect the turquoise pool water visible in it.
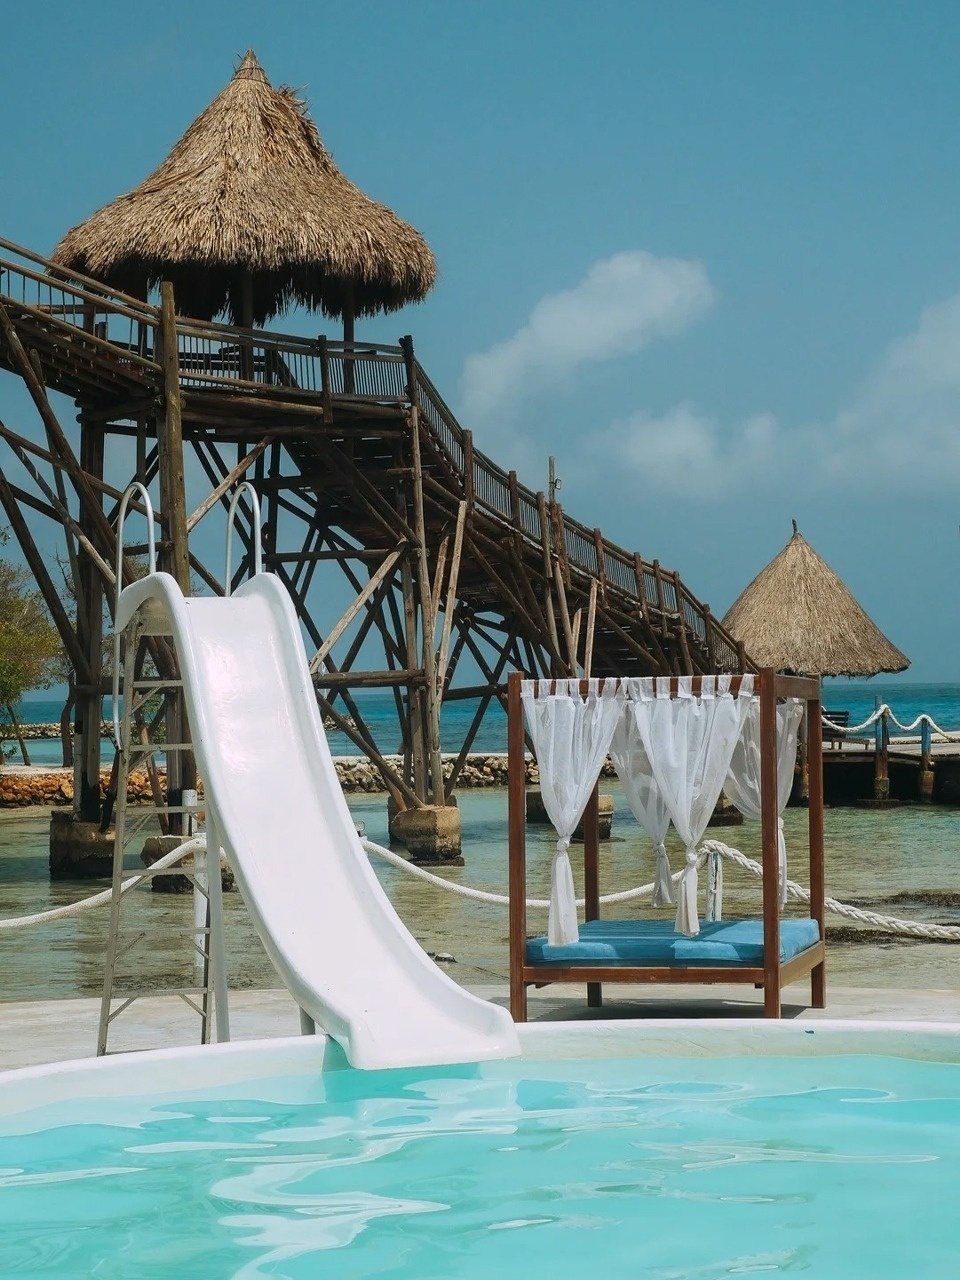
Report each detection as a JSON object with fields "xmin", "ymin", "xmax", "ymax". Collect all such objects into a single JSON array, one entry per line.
[{"xmin": 1, "ymin": 1052, "xmax": 958, "ymax": 1278}]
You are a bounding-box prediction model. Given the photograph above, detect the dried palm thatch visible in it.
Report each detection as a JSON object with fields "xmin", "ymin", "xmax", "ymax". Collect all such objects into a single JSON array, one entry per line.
[
  {"xmin": 722, "ymin": 522, "xmax": 909, "ymax": 677},
  {"xmin": 51, "ymin": 51, "xmax": 437, "ymax": 328}
]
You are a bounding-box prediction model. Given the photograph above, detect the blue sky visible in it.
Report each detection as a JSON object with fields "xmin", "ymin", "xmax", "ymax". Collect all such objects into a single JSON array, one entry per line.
[{"xmin": 2, "ymin": 1, "xmax": 960, "ymax": 680}]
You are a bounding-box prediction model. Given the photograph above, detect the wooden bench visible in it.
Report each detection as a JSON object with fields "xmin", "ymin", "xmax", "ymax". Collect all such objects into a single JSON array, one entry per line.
[{"xmin": 822, "ymin": 708, "xmax": 849, "ymax": 749}]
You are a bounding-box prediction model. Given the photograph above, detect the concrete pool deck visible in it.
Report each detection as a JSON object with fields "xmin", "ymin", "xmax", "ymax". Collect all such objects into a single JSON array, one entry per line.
[{"xmin": 2, "ymin": 982, "xmax": 960, "ymax": 1072}]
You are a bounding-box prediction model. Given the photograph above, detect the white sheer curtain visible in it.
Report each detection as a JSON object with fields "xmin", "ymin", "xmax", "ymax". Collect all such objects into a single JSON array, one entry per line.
[
  {"xmin": 521, "ymin": 678, "xmax": 624, "ymax": 945},
  {"xmin": 609, "ymin": 709, "xmax": 674, "ymax": 906},
  {"xmin": 724, "ymin": 698, "xmax": 804, "ymax": 908},
  {"xmin": 626, "ymin": 674, "xmax": 755, "ymax": 936}
]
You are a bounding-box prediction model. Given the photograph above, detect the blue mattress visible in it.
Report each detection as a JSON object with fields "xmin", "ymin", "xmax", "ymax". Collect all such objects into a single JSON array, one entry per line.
[{"xmin": 525, "ymin": 917, "xmax": 821, "ymax": 967}]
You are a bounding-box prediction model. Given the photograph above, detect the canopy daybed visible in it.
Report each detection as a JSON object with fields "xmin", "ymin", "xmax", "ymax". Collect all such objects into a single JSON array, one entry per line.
[{"xmin": 507, "ymin": 669, "xmax": 826, "ymax": 1019}]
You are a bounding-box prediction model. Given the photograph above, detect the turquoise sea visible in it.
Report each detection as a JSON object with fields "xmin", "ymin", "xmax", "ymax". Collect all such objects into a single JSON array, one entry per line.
[{"xmin": 11, "ymin": 680, "xmax": 960, "ymax": 766}]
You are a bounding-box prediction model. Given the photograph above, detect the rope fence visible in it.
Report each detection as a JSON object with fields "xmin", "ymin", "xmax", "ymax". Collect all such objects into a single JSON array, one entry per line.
[
  {"xmin": 822, "ymin": 705, "xmax": 960, "ymax": 743},
  {"xmin": 0, "ymin": 832, "xmax": 955, "ymax": 946},
  {"xmin": 0, "ymin": 836, "xmax": 206, "ymax": 931}
]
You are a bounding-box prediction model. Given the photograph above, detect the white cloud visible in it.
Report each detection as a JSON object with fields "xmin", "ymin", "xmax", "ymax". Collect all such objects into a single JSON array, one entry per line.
[
  {"xmin": 819, "ymin": 293, "xmax": 960, "ymax": 490},
  {"xmin": 458, "ymin": 250, "xmax": 716, "ymax": 425},
  {"xmin": 585, "ymin": 291, "xmax": 960, "ymax": 499},
  {"xmin": 596, "ymin": 404, "xmax": 783, "ymax": 497}
]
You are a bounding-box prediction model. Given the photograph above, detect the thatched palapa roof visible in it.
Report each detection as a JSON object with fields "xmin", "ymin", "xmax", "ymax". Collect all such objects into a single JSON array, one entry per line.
[
  {"xmin": 722, "ymin": 522, "xmax": 910, "ymax": 677},
  {"xmin": 51, "ymin": 51, "xmax": 437, "ymax": 327}
]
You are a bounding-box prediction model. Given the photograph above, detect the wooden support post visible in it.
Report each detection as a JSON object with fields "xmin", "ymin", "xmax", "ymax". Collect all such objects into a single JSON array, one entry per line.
[
  {"xmin": 873, "ymin": 695, "xmax": 889, "ymax": 802},
  {"xmin": 463, "ymin": 430, "xmax": 475, "ymax": 510},
  {"xmin": 592, "ymin": 529, "xmax": 606, "ymax": 600},
  {"xmin": 76, "ymin": 418, "xmax": 105, "ymax": 824},
  {"xmin": 400, "ymin": 554, "xmax": 426, "ymax": 800},
  {"xmin": 157, "ymin": 282, "xmax": 195, "ymax": 831},
  {"xmin": 808, "ymin": 680, "xmax": 829, "ymax": 1008},
  {"xmin": 919, "ymin": 716, "xmax": 934, "ymax": 802},
  {"xmin": 672, "ymin": 570, "xmax": 694, "ymax": 673},
  {"xmin": 536, "ymin": 491, "xmax": 562, "ymax": 668},
  {"xmin": 318, "ymin": 335, "xmax": 334, "ymax": 423},
  {"xmin": 553, "ymin": 561, "xmax": 578, "ymax": 674},
  {"xmin": 157, "ymin": 283, "xmax": 191, "ymax": 595},
  {"xmin": 807, "ymin": 680, "xmax": 827, "ymax": 1008},
  {"xmin": 508, "ymin": 672, "xmax": 528, "ymax": 1021},
  {"xmin": 632, "ymin": 552, "xmax": 649, "ymax": 622},
  {"xmin": 703, "ymin": 603, "xmax": 716, "ymax": 668},
  {"xmin": 759, "ymin": 669, "xmax": 782, "ymax": 1017},
  {"xmin": 436, "ymin": 501, "xmax": 466, "ymax": 696},
  {"xmin": 652, "ymin": 560, "xmax": 668, "ymax": 639},
  {"xmin": 583, "ymin": 784, "xmax": 602, "ymax": 1009},
  {"xmin": 402, "ymin": 336, "xmax": 445, "ymax": 806}
]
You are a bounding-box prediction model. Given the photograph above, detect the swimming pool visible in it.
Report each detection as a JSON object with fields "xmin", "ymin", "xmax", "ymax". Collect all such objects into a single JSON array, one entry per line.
[{"xmin": 1, "ymin": 1023, "xmax": 958, "ymax": 1278}]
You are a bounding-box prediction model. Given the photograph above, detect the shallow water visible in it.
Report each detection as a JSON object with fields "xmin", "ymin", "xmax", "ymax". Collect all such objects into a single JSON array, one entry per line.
[
  {"xmin": 0, "ymin": 786, "xmax": 957, "ymax": 1001},
  {"xmin": 1, "ymin": 1053, "xmax": 959, "ymax": 1278}
]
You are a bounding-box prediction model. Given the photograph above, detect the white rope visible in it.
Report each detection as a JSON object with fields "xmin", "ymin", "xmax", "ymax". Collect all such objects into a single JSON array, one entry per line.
[
  {"xmin": 364, "ymin": 836, "xmax": 960, "ymax": 942},
  {"xmin": 0, "ymin": 836, "xmax": 207, "ymax": 931},
  {"xmin": 362, "ymin": 837, "xmax": 672, "ymax": 909},
  {"xmin": 822, "ymin": 705, "xmax": 960, "ymax": 743},
  {"xmin": 701, "ymin": 840, "xmax": 960, "ymax": 941}
]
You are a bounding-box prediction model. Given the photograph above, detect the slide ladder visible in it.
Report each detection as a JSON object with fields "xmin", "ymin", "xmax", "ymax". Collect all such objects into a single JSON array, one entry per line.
[{"xmin": 98, "ymin": 485, "xmax": 228, "ymax": 1054}]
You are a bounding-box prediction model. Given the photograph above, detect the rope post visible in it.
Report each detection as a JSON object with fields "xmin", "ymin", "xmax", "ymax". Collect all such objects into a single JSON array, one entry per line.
[
  {"xmin": 919, "ymin": 716, "xmax": 935, "ymax": 802},
  {"xmin": 873, "ymin": 696, "xmax": 889, "ymax": 802}
]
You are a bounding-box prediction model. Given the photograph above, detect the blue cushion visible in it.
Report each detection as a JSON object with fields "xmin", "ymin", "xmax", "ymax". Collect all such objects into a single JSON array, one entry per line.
[{"xmin": 525, "ymin": 917, "xmax": 820, "ymax": 968}]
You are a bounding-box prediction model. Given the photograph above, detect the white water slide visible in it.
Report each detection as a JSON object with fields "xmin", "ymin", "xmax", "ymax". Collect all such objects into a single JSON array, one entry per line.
[{"xmin": 116, "ymin": 570, "xmax": 520, "ymax": 1071}]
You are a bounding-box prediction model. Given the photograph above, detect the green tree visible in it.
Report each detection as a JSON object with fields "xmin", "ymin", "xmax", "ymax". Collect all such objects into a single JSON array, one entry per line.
[{"xmin": 0, "ymin": 557, "xmax": 61, "ymax": 764}]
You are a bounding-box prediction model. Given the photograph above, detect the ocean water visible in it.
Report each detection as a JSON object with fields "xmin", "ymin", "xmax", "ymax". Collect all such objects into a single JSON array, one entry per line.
[
  {"xmin": 0, "ymin": 784, "xmax": 958, "ymax": 1003},
  {"xmin": 10, "ymin": 681, "xmax": 960, "ymax": 766},
  {"xmin": 1, "ymin": 682, "xmax": 958, "ymax": 1004}
]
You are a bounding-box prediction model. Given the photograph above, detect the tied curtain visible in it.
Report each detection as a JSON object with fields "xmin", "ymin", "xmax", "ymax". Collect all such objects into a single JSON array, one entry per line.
[
  {"xmin": 625, "ymin": 674, "xmax": 755, "ymax": 936},
  {"xmin": 521, "ymin": 678, "xmax": 623, "ymax": 945},
  {"xmin": 609, "ymin": 712, "xmax": 674, "ymax": 907},
  {"xmin": 724, "ymin": 699, "xmax": 804, "ymax": 908}
]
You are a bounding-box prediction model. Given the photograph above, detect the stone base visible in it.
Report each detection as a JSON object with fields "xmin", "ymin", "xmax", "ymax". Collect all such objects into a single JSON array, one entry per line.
[
  {"xmin": 390, "ymin": 804, "xmax": 463, "ymax": 864},
  {"xmin": 525, "ymin": 788, "xmax": 614, "ymax": 840},
  {"xmin": 918, "ymin": 769, "xmax": 935, "ymax": 802},
  {"xmin": 49, "ymin": 811, "xmax": 114, "ymax": 880},
  {"xmin": 707, "ymin": 804, "xmax": 744, "ymax": 827},
  {"xmin": 141, "ymin": 835, "xmax": 236, "ymax": 894}
]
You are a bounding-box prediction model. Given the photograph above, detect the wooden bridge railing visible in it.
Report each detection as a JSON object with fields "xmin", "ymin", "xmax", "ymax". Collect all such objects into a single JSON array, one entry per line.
[{"xmin": 0, "ymin": 235, "xmax": 745, "ymax": 672}]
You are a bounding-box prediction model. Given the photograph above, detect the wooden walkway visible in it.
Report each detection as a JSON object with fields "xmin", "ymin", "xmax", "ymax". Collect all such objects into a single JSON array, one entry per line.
[{"xmin": 0, "ymin": 235, "xmax": 748, "ymax": 813}]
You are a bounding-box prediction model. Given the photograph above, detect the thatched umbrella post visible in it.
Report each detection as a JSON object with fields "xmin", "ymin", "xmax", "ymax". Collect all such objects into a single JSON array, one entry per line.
[{"xmin": 723, "ymin": 522, "xmax": 910, "ymax": 804}]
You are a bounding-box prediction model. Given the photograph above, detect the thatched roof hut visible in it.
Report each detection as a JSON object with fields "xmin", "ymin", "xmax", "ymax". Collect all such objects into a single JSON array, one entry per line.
[
  {"xmin": 722, "ymin": 522, "xmax": 910, "ymax": 677},
  {"xmin": 51, "ymin": 50, "xmax": 437, "ymax": 331}
]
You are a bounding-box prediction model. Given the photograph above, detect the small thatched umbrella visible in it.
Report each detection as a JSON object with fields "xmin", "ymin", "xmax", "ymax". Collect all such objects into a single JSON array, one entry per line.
[
  {"xmin": 722, "ymin": 521, "xmax": 909, "ymax": 677},
  {"xmin": 51, "ymin": 50, "xmax": 437, "ymax": 336}
]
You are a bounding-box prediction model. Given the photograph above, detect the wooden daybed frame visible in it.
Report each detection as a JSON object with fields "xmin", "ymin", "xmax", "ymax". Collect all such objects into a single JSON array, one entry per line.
[{"xmin": 507, "ymin": 669, "xmax": 826, "ymax": 1020}]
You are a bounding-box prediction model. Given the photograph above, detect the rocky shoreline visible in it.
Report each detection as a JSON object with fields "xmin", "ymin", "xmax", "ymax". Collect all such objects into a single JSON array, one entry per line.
[{"xmin": 0, "ymin": 754, "xmax": 547, "ymax": 807}]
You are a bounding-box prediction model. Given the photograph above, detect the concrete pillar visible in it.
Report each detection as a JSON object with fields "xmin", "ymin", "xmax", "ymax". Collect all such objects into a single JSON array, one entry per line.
[
  {"xmin": 141, "ymin": 834, "xmax": 235, "ymax": 894},
  {"xmin": 390, "ymin": 803, "xmax": 463, "ymax": 865},
  {"xmin": 524, "ymin": 788, "xmax": 614, "ymax": 840},
  {"xmin": 49, "ymin": 811, "xmax": 113, "ymax": 879},
  {"xmin": 918, "ymin": 767, "xmax": 935, "ymax": 803}
]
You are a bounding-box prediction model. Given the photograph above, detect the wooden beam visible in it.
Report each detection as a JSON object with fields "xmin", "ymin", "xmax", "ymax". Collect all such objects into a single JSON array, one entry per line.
[
  {"xmin": 436, "ymin": 500, "xmax": 466, "ymax": 694},
  {"xmin": 185, "ymin": 435, "xmax": 273, "ymax": 531},
  {"xmin": 309, "ymin": 546, "xmax": 404, "ymax": 672}
]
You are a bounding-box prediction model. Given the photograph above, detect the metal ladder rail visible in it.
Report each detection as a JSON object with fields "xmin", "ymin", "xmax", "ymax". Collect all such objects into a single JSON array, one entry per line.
[{"xmin": 97, "ymin": 484, "xmax": 229, "ymax": 1055}]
